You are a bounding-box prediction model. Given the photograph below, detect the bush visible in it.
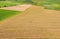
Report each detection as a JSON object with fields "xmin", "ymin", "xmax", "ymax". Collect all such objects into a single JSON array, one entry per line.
[
  {"xmin": 3, "ymin": 5, "xmax": 7, "ymax": 7},
  {"xmin": 32, "ymin": 0, "xmax": 60, "ymax": 10},
  {"xmin": 0, "ymin": 1, "xmax": 20, "ymax": 7}
]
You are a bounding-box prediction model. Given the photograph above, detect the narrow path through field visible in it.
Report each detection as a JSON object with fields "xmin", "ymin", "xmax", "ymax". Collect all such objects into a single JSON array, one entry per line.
[{"xmin": 0, "ymin": 6, "xmax": 60, "ymax": 39}]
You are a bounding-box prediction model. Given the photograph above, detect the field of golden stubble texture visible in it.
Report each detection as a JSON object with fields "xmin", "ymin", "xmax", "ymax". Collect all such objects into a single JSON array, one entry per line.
[{"xmin": 0, "ymin": 6, "xmax": 60, "ymax": 39}]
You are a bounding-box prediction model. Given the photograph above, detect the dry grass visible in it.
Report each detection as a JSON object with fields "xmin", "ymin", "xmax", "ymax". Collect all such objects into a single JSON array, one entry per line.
[{"xmin": 0, "ymin": 6, "xmax": 60, "ymax": 39}]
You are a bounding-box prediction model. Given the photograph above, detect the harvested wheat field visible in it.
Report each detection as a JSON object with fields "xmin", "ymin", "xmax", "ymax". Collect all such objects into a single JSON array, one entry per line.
[{"xmin": 0, "ymin": 6, "xmax": 60, "ymax": 39}]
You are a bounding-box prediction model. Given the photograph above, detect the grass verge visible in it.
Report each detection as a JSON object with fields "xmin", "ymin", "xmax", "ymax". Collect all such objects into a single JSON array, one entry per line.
[{"xmin": 0, "ymin": 9, "xmax": 20, "ymax": 21}]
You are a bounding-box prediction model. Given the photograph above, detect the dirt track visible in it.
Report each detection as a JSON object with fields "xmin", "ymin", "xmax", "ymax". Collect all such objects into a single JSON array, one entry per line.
[
  {"xmin": 0, "ymin": 6, "xmax": 60, "ymax": 39},
  {"xmin": 0, "ymin": 4, "xmax": 32, "ymax": 11}
]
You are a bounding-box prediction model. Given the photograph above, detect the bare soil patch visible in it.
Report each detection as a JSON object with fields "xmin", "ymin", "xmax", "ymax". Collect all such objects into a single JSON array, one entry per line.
[{"xmin": 0, "ymin": 4, "xmax": 32, "ymax": 11}]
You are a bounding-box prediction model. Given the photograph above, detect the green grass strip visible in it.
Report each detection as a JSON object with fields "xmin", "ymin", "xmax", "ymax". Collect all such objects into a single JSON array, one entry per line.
[{"xmin": 0, "ymin": 9, "xmax": 20, "ymax": 21}]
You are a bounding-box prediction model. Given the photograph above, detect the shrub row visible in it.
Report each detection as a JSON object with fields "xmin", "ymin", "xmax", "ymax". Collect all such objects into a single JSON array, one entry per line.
[{"xmin": 0, "ymin": 1, "xmax": 19, "ymax": 8}]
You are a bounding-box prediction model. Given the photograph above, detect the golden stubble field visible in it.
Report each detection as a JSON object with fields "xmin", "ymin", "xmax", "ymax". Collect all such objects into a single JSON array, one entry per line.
[{"xmin": 0, "ymin": 6, "xmax": 60, "ymax": 39}]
